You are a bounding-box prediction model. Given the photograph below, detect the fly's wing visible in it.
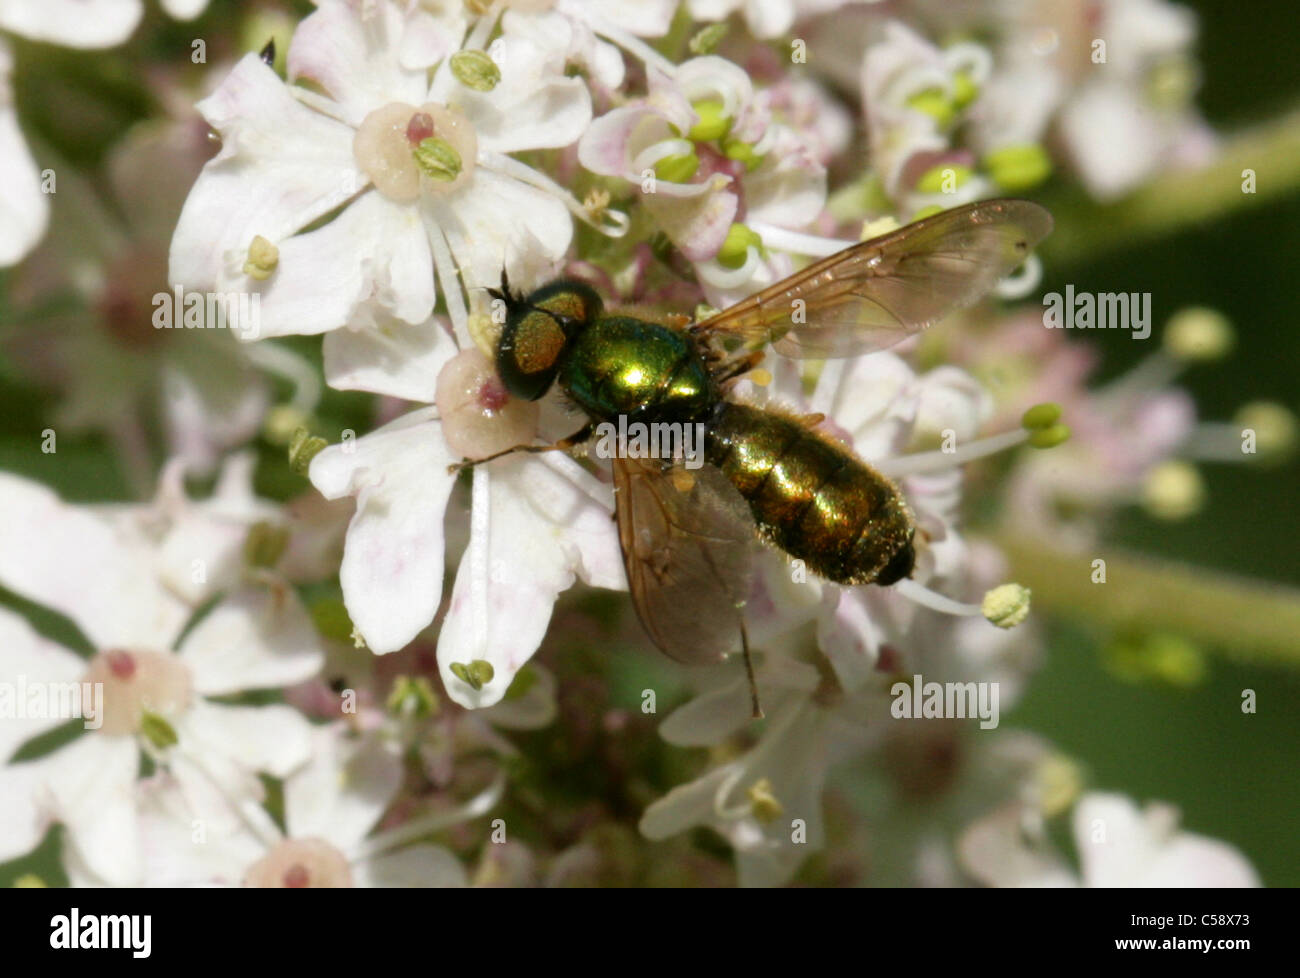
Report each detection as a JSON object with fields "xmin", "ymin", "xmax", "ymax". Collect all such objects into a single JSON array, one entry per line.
[
  {"xmin": 611, "ymin": 456, "xmax": 756, "ymax": 664},
  {"xmin": 694, "ymin": 198, "xmax": 1052, "ymax": 359}
]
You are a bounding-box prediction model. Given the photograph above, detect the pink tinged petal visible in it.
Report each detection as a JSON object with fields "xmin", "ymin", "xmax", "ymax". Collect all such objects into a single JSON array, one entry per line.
[
  {"xmin": 436, "ymin": 169, "xmax": 573, "ymax": 290},
  {"xmin": 438, "ymin": 458, "xmax": 622, "ymax": 710},
  {"xmin": 0, "ymin": 608, "xmax": 88, "ymax": 761},
  {"xmin": 169, "ymin": 54, "xmax": 365, "ymax": 294},
  {"xmin": 177, "ymin": 587, "xmax": 324, "ymax": 697},
  {"xmin": 353, "ymin": 845, "xmax": 468, "ymax": 887},
  {"xmin": 283, "ymin": 725, "xmax": 402, "ymax": 851},
  {"xmin": 252, "ymin": 190, "xmax": 435, "ymax": 338},
  {"xmin": 45, "ymin": 733, "xmax": 142, "ymax": 886},
  {"xmin": 0, "ymin": 473, "xmax": 190, "ymax": 650},
  {"xmin": 645, "ymin": 184, "xmax": 738, "ymax": 260},
  {"xmin": 0, "ymin": 0, "xmax": 141, "ymax": 48},
  {"xmin": 287, "ymin": 0, "xmax": 428, "ymax": 127},
  {"xmin": 0, "ymin": 51, "xmax": 49, "ymax": 266},
  {"xmin": 324, "ymin": 316, "xmax": 458, "ymax": 403},
  {"xmin": 577, "ymin": 104, "xmax": 659, "ymax": 178},
  {"xmin": 309, "ymin": 408, "xmax": 456, "ymax": 655}
]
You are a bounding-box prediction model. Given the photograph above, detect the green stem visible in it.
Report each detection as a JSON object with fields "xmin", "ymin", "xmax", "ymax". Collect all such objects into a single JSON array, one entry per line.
[
  {"xmin": 990, "ymin": 535, "xmax": 1300, "ymax": 667},
  {"xmin": 1041, "ymin": 108, "xmax": 1300, "ymax": 263}
]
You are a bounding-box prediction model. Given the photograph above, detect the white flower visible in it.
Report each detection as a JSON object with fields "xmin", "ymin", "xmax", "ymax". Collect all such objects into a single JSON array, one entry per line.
[
  {"xmin": 960, "ymin": 792, "xmax": 1261, "ymax": 887},
  {"xmin": 0, "ymin": 0, "xmax": 142, "ymax": 48},
  {"xmin": 578, "ymin": 54, "xmax": 827, "ymax": 303},
  {"xmin": 125, "ymin": 723, "xmax": 490, "ymax": 887},
  {"xmin": 309, "ymin": 321, "xmax": 625, "ymax": 709},
  {"xmin": 0, "ymin": 460, "xmax": 323, "ymax": 885},
  {"xmin": 169, "ymin": 0, "xmax": 606, "ymax": 342},
  {"xmin": 0, "ymin": 40, "xmax": 47, "ymax": 266}
]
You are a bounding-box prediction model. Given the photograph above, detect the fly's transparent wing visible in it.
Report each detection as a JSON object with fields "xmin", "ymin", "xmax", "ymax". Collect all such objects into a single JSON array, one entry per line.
[
  {"xmin": 694, "ymin": 198, "xmax": 1053, "ymax": 358},
  {"xmin": 612, "ymin": 457, "xmax": 755, "ymax": 663}
]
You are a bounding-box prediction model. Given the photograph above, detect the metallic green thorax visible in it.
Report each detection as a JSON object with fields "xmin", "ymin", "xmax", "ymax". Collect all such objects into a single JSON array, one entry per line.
[
  {"xmin": 705, "ymin": 403, "xmax": 915, "ymax": 586},
  {"xmin": 494, "ymin": 278, "xmax": 915, "ymax": 587},
  {"xmin": 559, "ymin": 316, "xmax": 715, "ymax": 424}
]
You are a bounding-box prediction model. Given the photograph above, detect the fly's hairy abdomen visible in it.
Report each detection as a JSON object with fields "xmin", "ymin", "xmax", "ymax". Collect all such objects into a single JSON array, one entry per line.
[{"xmin": 705, "ymin": 402, "xmax": 915, "ymax": 586}]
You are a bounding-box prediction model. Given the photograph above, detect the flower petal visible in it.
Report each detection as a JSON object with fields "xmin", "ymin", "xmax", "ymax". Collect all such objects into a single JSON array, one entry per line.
[
  {"xmin": 284, "ymin": 725, "xmax": 402, "ymax": 851},
  {"xmin": 437, "ymin": 456, "xmax": 622, "ymax": 709},
  {"xmin": 169, "ymin": 54, "xmax": 365, "ymax": 297},
  {"xmin": 0, "ymin": 608, "xmax": 88, "ymax": 761},
  {"xmin": 323, "ymin": 315, "xmax": 458, "ymax": 403},
  {"xmin": 309, "ymin": 408, "xmax": 456, "ymax": 654},
  {"xmin": 0, "ymin": 473, "xmax": 190, "ymax": 650},
  {"xmin": 178, "ymin": 587, "xmax": 324, "ymax": 696},
  {"xmin": 0, "ymin": 0, "xmax": 141, "ymax": 48}
]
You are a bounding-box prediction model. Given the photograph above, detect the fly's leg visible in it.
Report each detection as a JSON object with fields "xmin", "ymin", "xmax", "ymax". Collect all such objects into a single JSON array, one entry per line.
[
  {"xmin": 714, "ymin": 351, "xmax": 767, "ymax": 389},
  {"xmin": 447, "ymin": 422, "xmax": 593, "ymax": 475}
]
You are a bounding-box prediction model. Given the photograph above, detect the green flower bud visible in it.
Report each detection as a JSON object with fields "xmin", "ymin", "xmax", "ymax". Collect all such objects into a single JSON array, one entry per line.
[
  {"xmin": 1021, "ymin": 402, "xmax": 1063, "ymax": 431},
  {"xmin": 653, "ymin": 152, "xmax": 700, "ymax": 184},
  {"xmin": 1027, "ymin": 424, "xmax": 1071, "ymax": 449},
  {"xmin": 688, "ymin": 99, "xmax": 731, "ymax": 142},
  {"xmin": 721, "ymin": 135, "xmax": 763, "ymax": 171},
  {"xmin": 906, "ymin": 87, "xmax": 955, "ymax": 128},
  {"xmin": 984, "ymin": 143, "xmax": 1053, "ymax": 191},
  {"xmin": 915, "ymin": 163, "xmax": 972, "ymax": 194},
  {"xmin": 716, "ymin": 223, "xmax": 762, "ymax": 269}
]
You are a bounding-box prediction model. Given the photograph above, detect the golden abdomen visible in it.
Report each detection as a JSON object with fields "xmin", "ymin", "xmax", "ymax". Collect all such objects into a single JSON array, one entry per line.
[{"xmin": 705, "ymin": 403, "xmax": 915, "ymax": 586}]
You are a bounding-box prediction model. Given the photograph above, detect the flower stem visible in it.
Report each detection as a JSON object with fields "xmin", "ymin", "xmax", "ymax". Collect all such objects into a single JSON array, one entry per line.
[
  {"xmin": 990, "ymin": 535, "xmax": 1300, "ymax": 666},
  {"xmin": 1042, "ymin": 108, "xmax": 1300, "ymax": 264}
]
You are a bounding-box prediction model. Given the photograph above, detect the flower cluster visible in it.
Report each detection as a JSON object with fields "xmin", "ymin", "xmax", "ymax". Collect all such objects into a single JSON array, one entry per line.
[{"xmin": 0, "ymin": 0, "xmax": 1277, "ymax": 889}]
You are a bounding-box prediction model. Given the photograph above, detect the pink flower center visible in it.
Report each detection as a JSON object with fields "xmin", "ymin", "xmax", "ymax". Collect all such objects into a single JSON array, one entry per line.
[
  {"xmin": 405, "ymin": 112, "xmax": 436, "ymax": 145},
  {"xmin": 106, "ymin": 649, "xmax": 137, "ymax": 680},
  {"xmin": 478, "ymin": 376, "xmax": 510, "ymax": 413},
  {"xmin": 283, "ymin": 864, "xmax": 310, "ymax": 888}
]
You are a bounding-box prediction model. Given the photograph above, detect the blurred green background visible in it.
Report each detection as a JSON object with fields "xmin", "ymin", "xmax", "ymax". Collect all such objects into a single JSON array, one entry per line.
[{"xmin": 1008, "ymin": 0, "xmax": 1300, "ymax": 887}]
